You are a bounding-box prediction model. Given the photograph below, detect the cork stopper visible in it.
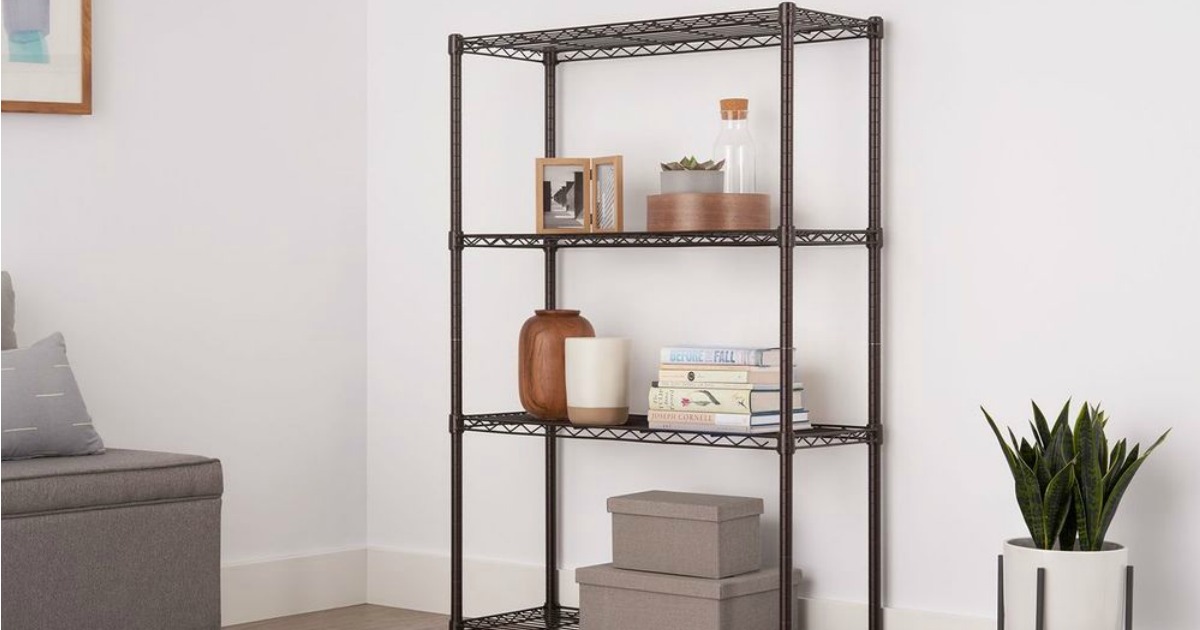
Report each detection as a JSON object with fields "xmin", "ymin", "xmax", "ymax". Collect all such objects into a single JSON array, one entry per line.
[{"xmin": 720, "ymin": 98, "xmax": 749, "ymax": 120}]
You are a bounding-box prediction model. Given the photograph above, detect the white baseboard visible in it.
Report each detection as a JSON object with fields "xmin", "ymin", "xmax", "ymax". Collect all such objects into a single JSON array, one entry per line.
[
  {"xmin": 221, "ymin": 547, "xmax": 367, "ymax": 626},
  {"xmin": 366, "ymin": 547, "xmax": 992, "ymax": 630}
]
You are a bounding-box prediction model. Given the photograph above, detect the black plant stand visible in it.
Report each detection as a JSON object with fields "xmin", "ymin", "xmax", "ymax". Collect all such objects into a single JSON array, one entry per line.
[{"xmin": 448, "ymin": 4, "xmax": 884, "ymax": 629}]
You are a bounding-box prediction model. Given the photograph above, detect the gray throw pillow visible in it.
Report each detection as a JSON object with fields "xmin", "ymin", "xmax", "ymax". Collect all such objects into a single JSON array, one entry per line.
[
  {"xmin": 1, "ymin": 271, "xmax": 14, "ymax": 350},
  {"xmin": 2, "ymin": 332, "xmax": 105, "ymax": 460}
]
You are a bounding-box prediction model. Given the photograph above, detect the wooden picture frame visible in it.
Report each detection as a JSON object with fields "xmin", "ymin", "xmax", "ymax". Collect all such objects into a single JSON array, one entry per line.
[
  {"xmin": 2, "ymin": 0, "xmax": 92, "ymax": 115},
  {"xmin": 537, "ymin": 157, "xmax": 594, "ymax": 234},
  {"xmin": 590, "ymin": 155, "xmax": 624, "ymax": 233}
]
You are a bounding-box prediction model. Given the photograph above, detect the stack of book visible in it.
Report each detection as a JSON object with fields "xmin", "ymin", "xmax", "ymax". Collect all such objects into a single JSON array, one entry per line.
[{"xmin": 647, "ymin": 346, "xmax": 810, "ymax": 434}]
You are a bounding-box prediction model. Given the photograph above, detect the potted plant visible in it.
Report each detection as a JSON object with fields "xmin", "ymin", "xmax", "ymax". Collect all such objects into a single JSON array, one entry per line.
[
  {"xmin": 660, "ymin": 156, "xmax": 725, "ymax": 194},
  {"xmin": 983, "ymin": 401, "xmax": 1169, "ymax": 630}
]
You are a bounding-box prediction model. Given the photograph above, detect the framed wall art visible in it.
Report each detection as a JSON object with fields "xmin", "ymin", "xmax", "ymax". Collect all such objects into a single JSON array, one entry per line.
[
  {"xmin": 535, "ymin": 156, "xmax": 624, "ymax": 234},
  {"xmin": 2, "ymin": 0, "xmax": 92, "ymax": 114}
]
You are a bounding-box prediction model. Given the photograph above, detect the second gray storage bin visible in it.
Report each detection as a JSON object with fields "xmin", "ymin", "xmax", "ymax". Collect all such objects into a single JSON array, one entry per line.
[
  {"xmin": 608, "ymin": 490, "xmax": 763, "ymax": 579},
  {"xmin": 577, "ymin": 563, "xmax": 800, "ymax": 630}
]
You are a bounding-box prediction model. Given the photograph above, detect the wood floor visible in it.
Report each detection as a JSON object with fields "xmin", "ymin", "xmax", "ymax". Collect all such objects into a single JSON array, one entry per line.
[{"xmin": 225, "ymin": 605, "xmax": 447, "ymax": 630}]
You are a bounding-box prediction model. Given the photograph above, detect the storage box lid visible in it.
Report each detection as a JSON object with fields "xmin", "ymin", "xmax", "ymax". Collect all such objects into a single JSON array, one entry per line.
[
  {"xmin": 1, "ymin": 449, "xmax": 223, "ymax": 517},
  {"xmin": 607, "ymin": 490, "xmax": 764, "ymax": 522},
  {"xmin": 576, "ymin": 563, "xmax": 800, "ymax": 600}
]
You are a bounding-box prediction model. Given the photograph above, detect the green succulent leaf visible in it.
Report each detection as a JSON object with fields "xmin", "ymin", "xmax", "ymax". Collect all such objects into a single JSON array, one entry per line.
[
  {"xmin": 1073, "ymin": 405, "xmax": 1105, "ymax": 551},
  {"xmin": 1096, "ymin": 429, "xmax": 1170, "ymax": 545},
  {"xmin": 1042, "ymin": 462, "xmax": 1076, "ymax": 550},
  {"xmin": 1032, "ymin": 402, "xmax": 1052, "ymax": 449},
  {"xmin": 662, "ymin": 156, "xmax": 726, "ymax": 171},
  {"xmin": 984, "ymin": 408, "xmax": 1048, "ymax": 547},
  {"xmin": 1096, "ymin": 408, "xmax": 1110, "ymax": 474},
  {"xmin": 1058, "ymin": 499, "xmax": 1078, "ymax": 550},
  {"xmin": 1105, "ymin": 439, "xmax": 1128, "ymax": 496}
]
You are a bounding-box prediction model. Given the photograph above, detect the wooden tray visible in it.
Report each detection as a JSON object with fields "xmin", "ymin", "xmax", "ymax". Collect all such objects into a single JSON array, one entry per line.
[{"xmin": 647, "ymin": 193, "xmax": 770, "ymax": 231}]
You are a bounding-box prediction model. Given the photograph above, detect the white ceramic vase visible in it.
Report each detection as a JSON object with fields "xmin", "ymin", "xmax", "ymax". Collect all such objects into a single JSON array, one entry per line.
[{"xmin": 1003, "ymin": 538, "xmax": 1128, "ymax": 630}]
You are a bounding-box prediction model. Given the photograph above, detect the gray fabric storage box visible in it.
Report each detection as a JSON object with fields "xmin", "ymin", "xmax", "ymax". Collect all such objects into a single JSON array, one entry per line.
[
  {"xmin": 2, "ymin": 449, "xmax": 223, "ymax": 630},
  {"xmin": 577, "ymin": 563, "xmax": 800, "ymax": 630},
  {"xmin": 608, "ymin": 490, "xmax": 763, "ymax": 578}
]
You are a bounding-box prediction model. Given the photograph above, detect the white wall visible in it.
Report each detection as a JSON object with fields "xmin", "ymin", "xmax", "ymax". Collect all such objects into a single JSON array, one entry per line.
[
  {"xmin": 367, "ymin": 0, "xmax": 1199, "ymax": 628},
  {"xmin": 1, "ymin": 0, "xmax": 369, "ymax": 619}
]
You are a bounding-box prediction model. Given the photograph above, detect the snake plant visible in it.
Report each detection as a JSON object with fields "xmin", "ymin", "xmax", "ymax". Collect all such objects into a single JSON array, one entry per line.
[{"xmin": 983, "ymin": 401, "xmax": 1169, "ymax": 551}]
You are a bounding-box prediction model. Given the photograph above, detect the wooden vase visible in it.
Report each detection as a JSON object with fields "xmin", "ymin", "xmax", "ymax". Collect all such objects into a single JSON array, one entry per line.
[{"xmin": 519, "ymin": 309, "xmax": 595, "ymax": 420}]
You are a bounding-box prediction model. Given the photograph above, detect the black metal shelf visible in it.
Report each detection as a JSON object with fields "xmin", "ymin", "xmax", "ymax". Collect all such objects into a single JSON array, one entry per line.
[
  {"xmin": 460, "ymin": 229, "xmax": 874, "ymax": 249},
  {"xmin": 462, "ymin": 7, "xmax": 870, "ymax": 63},
  {"xmin": 464, "ymin": 412, "xmax": 876, "ymax": 451},
  {"xmin": 449, "ymin": 3, "xmax": 884, "ymax": 628},
  {"xmin": 463, "ymin": 606, "xmax": 580, "ymax": 629}
]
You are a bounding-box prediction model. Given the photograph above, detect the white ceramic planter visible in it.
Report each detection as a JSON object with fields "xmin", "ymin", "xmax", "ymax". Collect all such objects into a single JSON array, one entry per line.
[
  {"xmin": 1003, "ymin": 538, "xmax": 1128, "ymax": 630},
  {"xmin": 660, "ymin": 170, "xmax": 724, "ymax": 194}
]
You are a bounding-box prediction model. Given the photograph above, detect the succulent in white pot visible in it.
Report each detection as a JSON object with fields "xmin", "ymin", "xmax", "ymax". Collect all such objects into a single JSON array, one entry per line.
[
  {"xmin": 983, "ymin": 401, "xmax": 1169, "ymax": 630},
  {"xmin": 659, "ymin": 156, "xmax": 725, "ymax": 194}
]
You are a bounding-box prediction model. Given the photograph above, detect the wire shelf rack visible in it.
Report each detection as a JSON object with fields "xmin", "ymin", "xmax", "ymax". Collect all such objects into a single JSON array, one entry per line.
[
  {"xmin": 462, "ymin": 413, "xmax": 877, "ymax": 451},
  {"xmin": 458, "ymin": 229, "xmax": 874, "ymax": 249},
  {"xmin": 462, "ymin": 606, "xmax": 580, "ymax": 629},
  {"xmin": 461, "ymin": 7, "xmax": 870, "ymax": 63}
]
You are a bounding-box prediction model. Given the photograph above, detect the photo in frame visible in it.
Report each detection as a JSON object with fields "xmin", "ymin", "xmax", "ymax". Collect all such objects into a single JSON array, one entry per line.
[
  {"xmin": 535, "ymin": 155, "xmax": 624, "ymax": 234},
  {"xmin": 2, "ymin": 0, "xmax": 91, "ymax": 114},
  {"xmin": 537, "ymin": 158, "xmax": 593, "ymax": 233},
  {"xmin": 591, "ymin": 155, "xmax": 623, "ymax": 232}
]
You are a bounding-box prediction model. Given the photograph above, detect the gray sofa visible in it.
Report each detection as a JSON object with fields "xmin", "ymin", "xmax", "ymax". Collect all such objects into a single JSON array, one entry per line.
[{"xmin": 2, "ymin": 449, "xmax": 223, "ymax": 629}]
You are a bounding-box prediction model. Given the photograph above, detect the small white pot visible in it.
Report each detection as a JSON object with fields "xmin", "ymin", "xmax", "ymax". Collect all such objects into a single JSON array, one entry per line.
[
  {"xmin": 660, "ymin": 170, "xmax": 724, "ymax": 194},
  {"xmin": 1003, "ymin": 538, "xmax": 1128, "ymax": 630}
]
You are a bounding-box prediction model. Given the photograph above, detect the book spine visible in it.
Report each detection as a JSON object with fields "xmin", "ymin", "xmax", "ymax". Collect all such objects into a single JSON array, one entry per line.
[
  {"xmin": 657, "ymin": 369, "xmax": 752, "ymax": 384},
  {"xmin": 646, "ymin": 421, "xmax": 812, "ymax": 434},
  {"xmin": 648, "ymin": 387, "xmax": 755, "ymax": 414},
  {"xmin": 659, "ymin": 347, "xmax": 765, "ymax": 366},
  {"xmin": 654, "ymin": 380, "xmax": 804, "ymax": 392},
  {"xmin": 647, "ymin": 410, "xmax": 809, "ymax": 426},
  {"xmin": 655, "ymin": 380, "xmax": 757, "ymax": 390}
]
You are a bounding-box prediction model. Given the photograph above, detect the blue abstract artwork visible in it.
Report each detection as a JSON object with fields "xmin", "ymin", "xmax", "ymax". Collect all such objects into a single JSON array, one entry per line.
[{"xmin": 3, "ymin": 0, "xmax": 51, "ymax": 64}]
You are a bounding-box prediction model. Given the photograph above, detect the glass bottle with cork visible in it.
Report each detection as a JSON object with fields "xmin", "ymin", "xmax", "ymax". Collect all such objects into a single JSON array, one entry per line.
[{"xmin": 713, "ymin": 98, "xmax": 756, "ymax": 194}]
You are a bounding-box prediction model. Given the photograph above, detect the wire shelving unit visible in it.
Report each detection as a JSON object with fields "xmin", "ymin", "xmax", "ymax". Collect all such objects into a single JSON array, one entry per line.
[{"xmin": 448, "ymin": 4, "xmax": 884, "ymax": 628}]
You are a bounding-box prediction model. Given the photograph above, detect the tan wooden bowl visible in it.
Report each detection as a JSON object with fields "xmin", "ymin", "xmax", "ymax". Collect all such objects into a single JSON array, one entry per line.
[{"xmin": 646, "ymin": 193, "xmax": 771, "ymax": 231}]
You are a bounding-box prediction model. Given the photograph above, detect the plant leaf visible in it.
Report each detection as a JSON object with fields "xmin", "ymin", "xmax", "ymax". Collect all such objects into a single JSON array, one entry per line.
[
  {"xmin": 1018, "ymin": 438, "xmax": 1038, "ymax": 474},
  {"xmin": 1095, "ymin": 406, "xmax": 1109, "ymax": 474},
  {"xmin": 1105, "ymin": 439, "xmax": 1127, "ymax": 496},
  {"xmin": 1035, "ymin": 447, "xmax": 1052, "ymax": 492},
  {"xmin": 1096, "ymin": 429, "xmax": 1170, "ymax": 546},
  {"xmin": 1041, "ymin": 461, "xmax": 1076, "ymax": 550},
  {"xmin": 984, "ymin": 408, "xmax": 1047, "ymax": 546},
  {"xmin": 1032, "ymin": 401, "xmax": 1052, "ymax": 449},
  {"xmin": 1073, "ymin": 405, "xmax": 1104, "ymax": 551},
  {"xmin": 1058, "ymin": 498, "xmax": 1078, "ymax": 550}
]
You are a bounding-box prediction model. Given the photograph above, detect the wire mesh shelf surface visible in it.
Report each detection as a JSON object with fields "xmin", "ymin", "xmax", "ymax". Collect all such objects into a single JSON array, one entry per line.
[
  {"xmin": 459, "ymin": 229, "xmax": 874, "ymax": 249},
  {"xmin": 461, "ymin": 412, "xmax": 876, "ymax": 451},
  {"xmin": 462, "ymin": 606, "xmax": 580, "ymax": 629},
  {"xmin": 461, "ymin": 6, "xmax": 870, "ymax": 62}
]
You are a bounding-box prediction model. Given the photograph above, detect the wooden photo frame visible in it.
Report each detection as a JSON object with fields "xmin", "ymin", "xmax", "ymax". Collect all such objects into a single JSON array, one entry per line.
[
  {"xmin": 591, "ymin": 155, "xmax": 624, "ymax": 233},
  {"xmin": 537, "ymin": 157, "xmax": 594, "ymax": 234},
  {"xmin": 535, "ymin": 155, "xmax": 624, "ymax": 234},
  {"xmin": 2, "ymin": 0, "xmax": 92, "ymax": 115}
]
